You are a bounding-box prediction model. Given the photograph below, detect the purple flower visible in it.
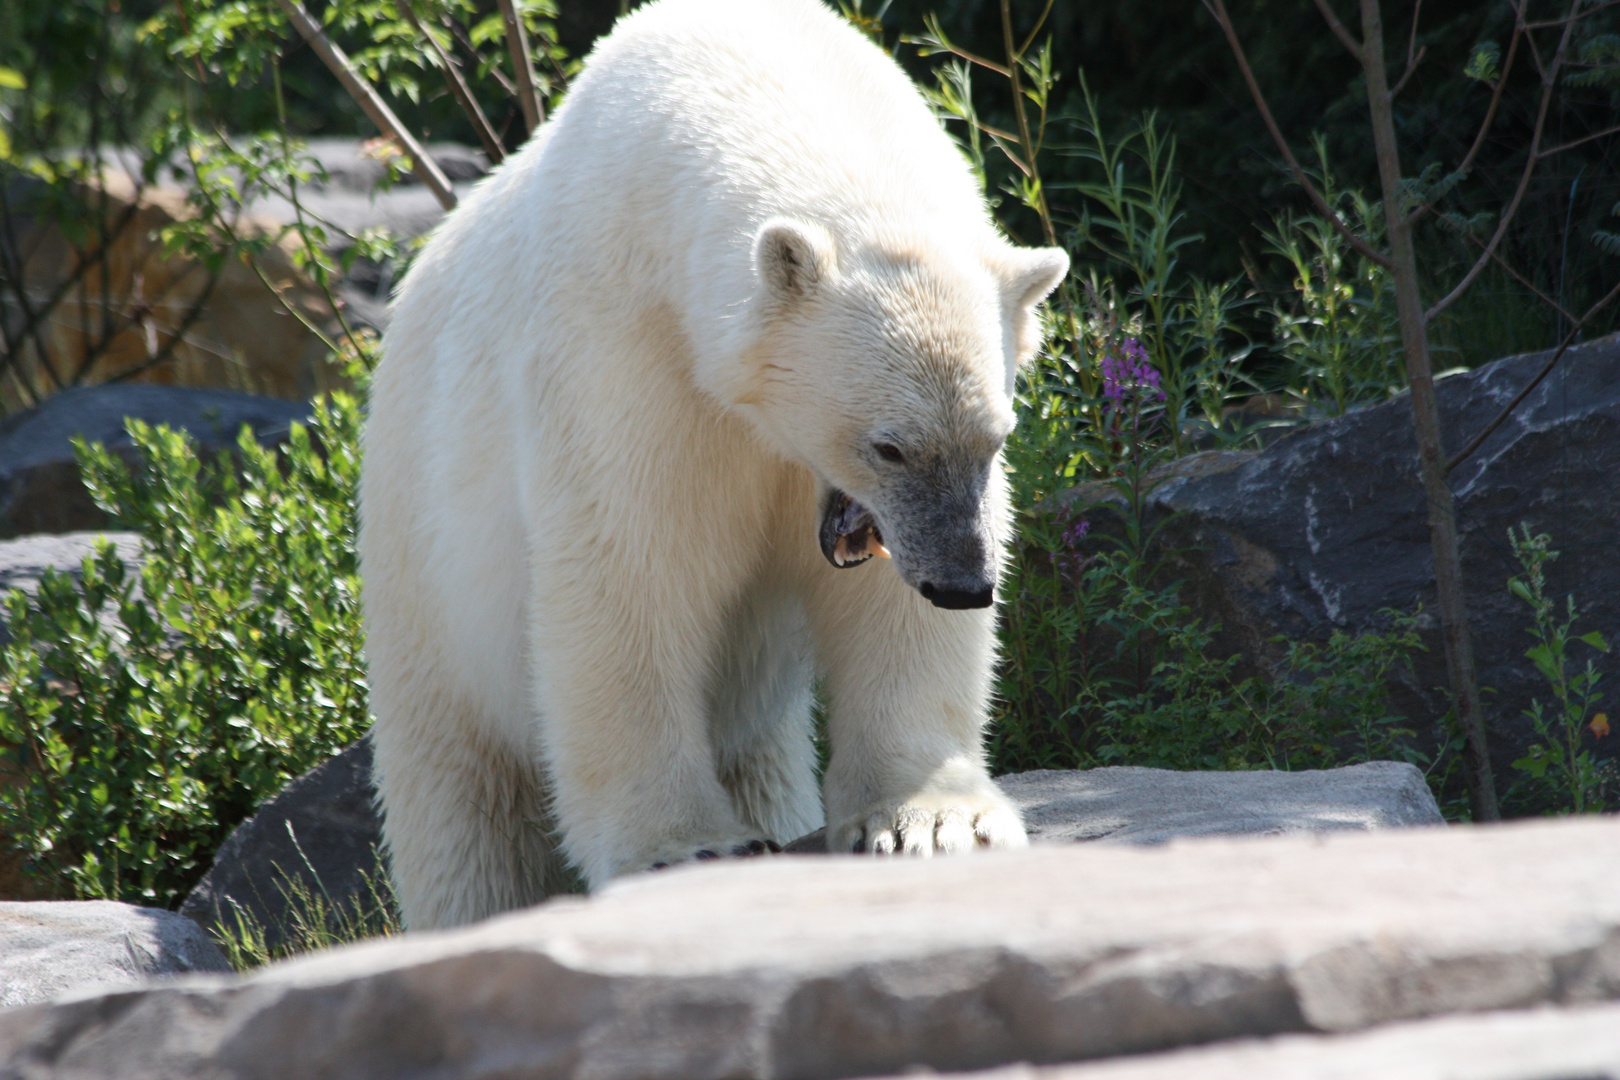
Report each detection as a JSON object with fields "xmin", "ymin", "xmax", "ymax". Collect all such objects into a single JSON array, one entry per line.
[
  {"xmin": 1063, "ymin": 518, "xmax": 1091, "ymax": 548},
  {"xmin": 1100, "ymin": 338, "xmax": 1164, "ymax": 403}
]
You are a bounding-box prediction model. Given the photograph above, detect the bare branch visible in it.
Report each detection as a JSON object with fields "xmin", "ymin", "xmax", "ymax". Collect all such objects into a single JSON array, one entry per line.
[
  {"xmin": 1447, "ymin": 275, "xmax": 1620, "ymax": 472},
  {"xmin": 1311, "ymin": 0, "xmax": 1364, "ymax": 60},
  {"xmin": 1406, "ymin": 0, "xmax": 1424, "ymax": 69},
  {"xmin": 397, "ymin": 0, "xmax": 503, "ymax": 165},
  {"xmin": 1390, "ymin": 44, "xmax": 1426, "ymax": 98},
  {"xmin": 1202, "ymin": 0, "xmax": 1393, "ymax": 268},
  {"xmin": 1424, "ymin": 0, "xmax": 1581, "ymax": 323},
  {"xmin": 1525, "ymin": 0, "xmax": 1620, "ymax": 28},
  {"xmin": 495, "ymin": 0, "xmax": 544, "ymax": 136},
  {"xmin": 273, "ymin": 0, "xmax": 459, "ymax": 211},
  {"xmin": 1539, "ymin": 122, "xmax": 1620, "ymax": 158}
]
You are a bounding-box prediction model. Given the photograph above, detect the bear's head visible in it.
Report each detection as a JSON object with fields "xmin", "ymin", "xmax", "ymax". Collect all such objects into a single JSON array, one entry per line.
[{"xmin": 742, "ymin": 218, "xmax": 1068, "ymax": 610}]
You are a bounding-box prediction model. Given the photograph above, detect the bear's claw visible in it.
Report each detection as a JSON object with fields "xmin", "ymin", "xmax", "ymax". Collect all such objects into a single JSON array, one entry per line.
[{"xmin": 643, "ymin": 837, "xmax": 781, "ymax": 873}]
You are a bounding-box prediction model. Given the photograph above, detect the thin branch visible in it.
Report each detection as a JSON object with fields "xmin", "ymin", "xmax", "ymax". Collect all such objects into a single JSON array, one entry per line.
[
  {"xmin": 1311, "ymin": 0, "xmax": 1364, "ymax": 61},
  {"xmin": 272, "ymin": 0, "xmax": 458, "ymax": 211},
  {"xmin": 446, "ymin": 18, "xmax": 517, "ymax": 98},
  {"xmin": 1524, "ymin": 0, "xmax": 1620, "ymax": 28},
  {"xmin": 1539, "ymin": 123, "xmax": 1620, "ymax": 158},
  {"xmin": 1000, "ymin": 0, "xmax": 1055, "ymax": 244},
  {"xmin": 1202, "ymin": 0, "xmax": 1394, "ymax": 268},
  {"xmin": 495, "ymin": 0, "xmax": 544, "ymax": 136},
  {"xmin": 1390, "ymin": 44, "xmax": 1426, "ymax": 98},
  {"xmin": 1424, "ymin": 0, "xmax": 1581, "ymax": 323},
  {"xmin": 396, "ymin": 0, "xmax": 503, "ymax": 165},
  {"xmin": 1467, "ymin": 232, "xmax": 1576, "ymax": 325},
  {"xmin": 1406, "ymin": 0, "xmax": 1423, "ymax": 69},
  {"xmin": 1447, "ymin": 275, "xmax": 1620, "ymax": 472},
  {"xmin": 1015, "ymin": 0, "xmax": 1056, "ymax": 60}
]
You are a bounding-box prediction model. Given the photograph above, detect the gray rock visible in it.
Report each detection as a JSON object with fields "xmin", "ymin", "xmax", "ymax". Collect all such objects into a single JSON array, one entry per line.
[
  {"xmin": 181, "ymin": 739, "xmax": 387, "ymax": 952},
  {"xmin": 0, "ymin": 901, "xmax": 231, "ymax": 1010},
  {"xmin": 1003, "ymin": 761, "xmax": 1443, "ymax": 845},
  {"xmin": 911, "ymin": 1002, "xmax": 1620, "ymax": 1080},
  {"xmin": 0, "ymin": 532, "xmax": 144, "ymax": 648},
  {"xmin": 0, "ymin": 385, "xmax": 312, "ymax": 537},
  {"xmin": 3, "ymin": 815, "xmax": 1617, "ymax": 1078},
  {"xmin": 787, "ymin": 760, "xmax": 1443, "ymax": 852},
  {"xmin": 1055, "ymin": 333, "xmax": 1620, "ymax": 790}
]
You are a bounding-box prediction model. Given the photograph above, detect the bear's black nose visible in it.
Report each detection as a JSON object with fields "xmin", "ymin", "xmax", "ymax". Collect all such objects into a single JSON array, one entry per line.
[{"xmin": 919, "ymin": 582, "xmax": 994, "ymax": 610}]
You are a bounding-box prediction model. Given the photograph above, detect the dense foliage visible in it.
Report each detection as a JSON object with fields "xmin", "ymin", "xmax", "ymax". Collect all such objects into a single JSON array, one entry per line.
[{"xmin": 0, "ymin": 396, "xmax": 369, "ymax": 905}]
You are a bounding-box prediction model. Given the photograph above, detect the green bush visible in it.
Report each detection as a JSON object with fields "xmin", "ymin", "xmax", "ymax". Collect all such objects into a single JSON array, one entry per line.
[{"xmin": 0, "ymin": 394, "xmax": 368, "ymax": 908}]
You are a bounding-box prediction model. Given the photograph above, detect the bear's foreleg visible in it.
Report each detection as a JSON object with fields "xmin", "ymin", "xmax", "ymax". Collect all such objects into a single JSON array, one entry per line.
[{"xmin": 805, "ymin": 563, "xmax": 1027, "ymax": 855}]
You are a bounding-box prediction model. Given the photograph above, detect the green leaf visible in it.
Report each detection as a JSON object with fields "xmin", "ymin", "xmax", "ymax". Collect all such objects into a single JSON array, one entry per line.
[
  {"xmin": 0, "ymin": 68, "xmax": 25, "ymax": 90},
  {"xmin": 1578, "ymin": 631, "xmax": 1610, "ymax": 652}
]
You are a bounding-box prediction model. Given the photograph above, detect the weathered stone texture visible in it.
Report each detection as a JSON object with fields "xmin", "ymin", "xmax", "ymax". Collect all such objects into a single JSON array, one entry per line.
[
  {"xmin": 3, "ymin": 816, "xmax": 1615, "ymax": 1080},
  {"xmin": 0, "ymin": 902, "xmax": 231, "ymax": 1010}
]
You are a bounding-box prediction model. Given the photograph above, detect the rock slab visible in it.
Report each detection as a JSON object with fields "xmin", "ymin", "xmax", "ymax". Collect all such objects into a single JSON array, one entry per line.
[
  {"xmin": 0, "ymin": 901, "xmax": 231, "ymax": 1010},
  {"xmin": 9, "ymin": 816, "xmax": 1617, "ymax": 1080},
  {"xmin": 180, "ymin": 738, "xmax": 384, "ymax": 951},
  {"xmin": 0, "ymin": 385, "xmax": 314, "ymax": 538},
  {"xmin": 186, "ymin": 740, "xmax": 1442, "ymax": 936},
  {"xmin": 1057, "ymin": 334, "xmax": 1620, "ymax": 784},
  {"xmin": 1002, "ymin": 760, "xmax": 1443, "ymax": 845},
  {"xmin": 0, "ymin": 532, "xmax": 144, "ymax": 649},
  {"xmin": 921, "ymin": 1002, "xmax": 1620, "ymax": 1080}
]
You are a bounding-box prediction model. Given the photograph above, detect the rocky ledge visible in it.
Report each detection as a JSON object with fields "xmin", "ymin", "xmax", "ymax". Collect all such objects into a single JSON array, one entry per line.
[{"xmin": 3, "ymin": 815, "xmax": 1615, "ymax": 1079}]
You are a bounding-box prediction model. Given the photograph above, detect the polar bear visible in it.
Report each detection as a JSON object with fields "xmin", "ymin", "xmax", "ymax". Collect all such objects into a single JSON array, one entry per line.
[{"xmin": 359, "ymin": 0, "xmax": 1069, "ymax": 929}]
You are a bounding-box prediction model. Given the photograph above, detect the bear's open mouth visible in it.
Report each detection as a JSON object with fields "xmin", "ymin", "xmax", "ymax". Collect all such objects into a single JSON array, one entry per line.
[{"xmin": 819, "ymin": 489, "xmax": 891, "ymax": 568}]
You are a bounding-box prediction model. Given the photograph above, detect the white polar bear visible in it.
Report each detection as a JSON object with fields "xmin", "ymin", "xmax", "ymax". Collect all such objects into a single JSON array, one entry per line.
[{"xmin": 359, "ymin": 0, "xmax": 1069, "ymax": 929}]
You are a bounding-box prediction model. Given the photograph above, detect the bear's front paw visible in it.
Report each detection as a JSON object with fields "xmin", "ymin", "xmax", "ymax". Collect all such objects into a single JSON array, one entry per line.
[
  {"xmin": 831, "ymin": 789, "xmax": 1027, "ymax": 856},
  {"xmin": 639, "ymin": 837, "xmax": 783, "ymax": 873}
]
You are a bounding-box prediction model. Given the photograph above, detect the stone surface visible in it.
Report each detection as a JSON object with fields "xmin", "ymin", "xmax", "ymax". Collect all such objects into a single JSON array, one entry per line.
[
  {"xmin": 0, "ymin": 384, "xmax": 313, "ymax": 537},
  {"xmin": 1055, "ymin": 333, "xmax": 1620, "ymax": 784},
  {"xmin": 181, "ymin": 738, "xmax": 385, "ymax": 951},
  {"xmin": 0, "ymin": 901, "xmax": 231, "ymax": 1010},
  {"xmin": 189, "ymin": 741, "xmax": 1442, "ymax": 923},
  {"xmin": 1001, "ymin": 760, "xmax": 1444, "ymax": 844},
  {"xmin": 0, "ymin": 532, "xmax": 143, "ymax": 647},
  {"xmin": 2, "ymin": 171, "xmax": 347, "ymax": 410},
  {"xmin": 7, "ymin": 815, "xmax": 1617, "ymax": 1079},
  {"xmin": 787, "ymin": 760, "xmax": 1443, "ymax": 852},
  {"xmin": 912, "ymin": 1003, "xmax": 1620, "ymax": 1080}
]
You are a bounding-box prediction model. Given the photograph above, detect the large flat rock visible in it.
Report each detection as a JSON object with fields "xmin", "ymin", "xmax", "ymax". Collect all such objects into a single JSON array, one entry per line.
[
  {"xmin": 910, "ymin": 1002, "xmax": 1620, "ymax": 1080},
  {"xmin": 0, "ymin": 902, "xmax": 230, "ymax": 1010},
  {"xmin": 1055, "ymin": 334, "xmax": 1620, "ymax": 788},
  {"xmin": 0, "ymin": 386, "xmax": 313, "ymax": 537},
  {"xmin": 5, "ymin": 816, "xmax": 1615, "ymax": 1079}
]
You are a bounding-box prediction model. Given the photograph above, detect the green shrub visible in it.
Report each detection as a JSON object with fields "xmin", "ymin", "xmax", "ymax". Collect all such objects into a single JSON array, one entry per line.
[{"xmin": 0, "ymin": 393, "xmax": 369, "ymax": 908}]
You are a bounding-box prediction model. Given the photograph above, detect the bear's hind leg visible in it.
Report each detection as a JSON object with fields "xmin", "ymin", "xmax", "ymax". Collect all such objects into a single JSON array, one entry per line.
[{"xmin": 372, "ymin": 692, "xmax": 571, "ymax": 929}]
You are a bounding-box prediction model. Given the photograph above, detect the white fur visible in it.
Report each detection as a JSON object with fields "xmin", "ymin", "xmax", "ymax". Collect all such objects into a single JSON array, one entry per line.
[{"xmin": 360, "ymin": 0, "xmax": 1068, "ymax": 929}]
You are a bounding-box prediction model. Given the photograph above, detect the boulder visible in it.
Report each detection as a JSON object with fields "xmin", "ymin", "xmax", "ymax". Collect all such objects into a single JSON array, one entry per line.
[
  {"xmin": 0, "ymin": 385, "xmax": 313, "ymax": 537},
  {"xmin": 916, "ymin": 1002, "xmax": 1620, "ymax": 1080},
  {"xmin": 4, "ymin": 816, "xmax": 1617, "ymax": 1078},
  {"xmin": 1055, "ymin": 333, "xmax": 1620, "ymax": 792},
  {"xmin": 0, "ymin": 901, "xmax": 231, "ymax": 1010},
  {"xmin": 786, "ymin": 760, "xmax": 1443, "ymax": 851},
  {"xmin": 180, "ymin": 739, "xmax": 386, "ymax": 952},
  {"xmin": 184, "ymin": 737, "xmax": 1443, "ymax": 944}
]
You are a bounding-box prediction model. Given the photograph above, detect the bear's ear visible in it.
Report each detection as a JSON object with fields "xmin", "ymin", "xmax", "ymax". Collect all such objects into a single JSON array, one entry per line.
[
  {"xmin": 1000, "ymin": 245, "xmax": 1070, "ymax": 312},
  {"xmin": 754, "ymin": 219, "xmax": 837, "ymax": 303}
]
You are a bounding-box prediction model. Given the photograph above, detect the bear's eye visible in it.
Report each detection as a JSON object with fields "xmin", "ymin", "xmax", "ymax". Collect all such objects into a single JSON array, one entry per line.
[{"xmin": 873, "ymin": 442, "xmax": 906, "ymax": 464}]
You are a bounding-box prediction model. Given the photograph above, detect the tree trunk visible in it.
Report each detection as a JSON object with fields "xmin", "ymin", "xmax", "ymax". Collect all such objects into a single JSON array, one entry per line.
[{"xmin": 1359, "ymin": 0, "xmax": 1499, "ymax": 820}]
